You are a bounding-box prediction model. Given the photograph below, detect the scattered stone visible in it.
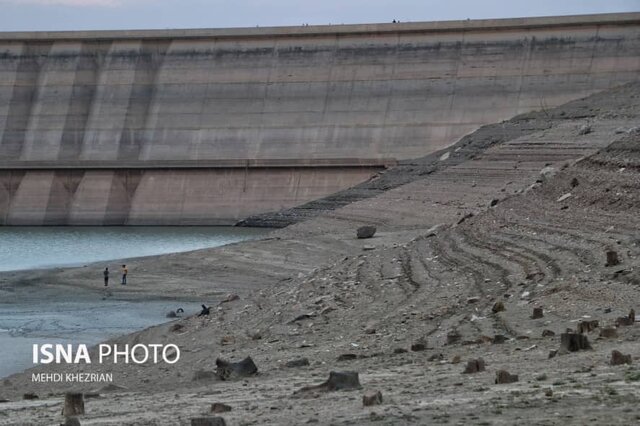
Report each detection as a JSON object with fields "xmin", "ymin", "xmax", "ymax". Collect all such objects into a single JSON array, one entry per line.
[
  {"xmin": 630, "ymin": 309, "xmax": 636, "ymax": 322},
  {"xmin": 191, "ymin": 417, "xmax": 226, "ymax": 426},
  {"xmin": 410, "ymin": 342, "xmax": 427, "ymax": 352},
  {"xmin": 337, "ymin": 353, "xmax": 358, "ymax": 361},
  {"xmin": 489, "ymin": 199, "xmax": 499, "ymax": 207},
  {"xmin": 615, "ymin": 310, "xmax": 635, "ymax": 326},
  {"xmin": 545, "ymin": 388, "xmax": 553, "ymax": 397},
  {"xmin": 467, "ymin": 296, "xmax": 480, "ymax": 304},
  {"xmin": 290, "ymin": 313, "xmax": 314, "ymax": 323},
  {"xmin": 356, "ymin": 226, "xmax": 377, "ymax": 239},
  {"xmin": 285, "ymin": 358, "xmax": 310, "ymax": 368},
  {"xmin": 570, "ymin": 177, "xmax": 579, "ymax": 187},
  {"xmin": 295, "ymin": 371, "xmax": 362, "ymax": 394},
  {"xmin": 462, "ymin": 358, "xmax": 486, "ymax": 374},
  {"xmin": 604, "ymin": 307, "xmax": 612, "ymax": 313},
  {"xmin": 531, "ymin": 307, "xmax": 544, "ymax": 319},
  {"xmin": 560, "ymin": 333, "xmax": 592, "ymax": 352},
  {"xmin": 548, "ymin": 350, "xmax": 558, "ymax": 359},
  {"xmin": 393, "ymin": 348, "xmax": 408, "ymax": 354},
  {"xmin": 211, "ymin": 403, "xmax": 232, "ymax": 413},
  {"xmin": 62, "ymin": 418, "xmax": 81, "ymax": 426},
  {"xmin": 247, "ymin": 330, "xmax": 262, "ymax": 340},
  {"xmin": 362, "ymin": 245, "xmax": 376, "ymax": 251},
  {"xmin": 606, "ymin": 250, "xmax": 620, "ymax": 267},
  {"xmin": 614, "ymin": 127, "xmax": 627, "ymax": 134},
  {"xmin": 577, "ymin": 124, "xmax": 592, "ymax": 135},
  {"xmin": 577, "ymin": 320, "xmax": 599, "ymax": 334},
  {"xmin": 452, "ymin": 355, "xmax": 462, "ymax": 364},
  {"xmin": 362, "ymin": 390, "xmax": 383, "ymax": 407},
  {"xmin": 364, "ymin": 321, "xmax": 377, "ymax": 335},
  {"xmin": 542, "ymin": 329, "xmax": 556, "ymax": 337},
  {"xmin": 457, "ymin": 213, "xmax": 474, "ymax": 225},
  {"xmin": 446, "ymin": 329, "xmax": 461, "ymax": 345},
  {"xmin": 495, "ymin": 370, "xmax": 519, "ymax": 384},
  {"xmin": 63, "ymin": 393, "xmax": 85, "ymax": 417},
  {"xmin": 193, "ymin": 370, "xmax": 217, "ymax": 381},
  {"xmin": 215, "ymin": 356, "xmax": 258, "ymax": 381},
  {"xmin": 428, "ymin": 353, "xmax": 444, "ymax": 362},
  {"xmin": 599, "ymin": 327, "xmax": 618, "ymax": 338},
  {"xmin": 610, "ymin": 350, "xmax": 632, "ymax": 366},
  {"xmin": 220, "ymin": 335, "xmax": 235, "ymax": 345},
  {"xmin": 220, "ymin": 294, "xmax": 240, "ymax": 304},
  {"xmin": 492, "ymin": 335, "xmax": 508, "ymax": 344},
  {"xmin": 536, "ymin": 373, "xmax": 548, "ymax": 381},
  {"xmin": 557, "ymin": 193, "xmax": 572, "ymax": 203},
  {"xmin": 170, "ymin": 323, "xmax": 184, "ymax": 333},
  {"xmin": 22, "ymin": 393, "xmax": 38, "ymax": 400},
  {"xmin": 492, "ymin": 300, "xmax": 505, "ymax": 313}
]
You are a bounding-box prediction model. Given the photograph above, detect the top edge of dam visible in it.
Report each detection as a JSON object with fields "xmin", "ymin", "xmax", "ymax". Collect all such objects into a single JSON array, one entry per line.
[{"xmin": 1, "ymin": 12, "xmax": 639, "ymax": 41}]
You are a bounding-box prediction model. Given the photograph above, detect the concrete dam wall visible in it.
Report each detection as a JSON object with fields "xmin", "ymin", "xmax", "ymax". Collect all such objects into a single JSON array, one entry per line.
[{"xmin": 0, "ymin": 13, "xmax": 639, "ymax": 225}]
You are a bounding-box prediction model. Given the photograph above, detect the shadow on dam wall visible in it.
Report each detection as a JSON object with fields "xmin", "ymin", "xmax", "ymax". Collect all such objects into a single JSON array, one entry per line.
[{"xmin": 0, "ymin": 13, "xmax": 639, "ymax": 225}]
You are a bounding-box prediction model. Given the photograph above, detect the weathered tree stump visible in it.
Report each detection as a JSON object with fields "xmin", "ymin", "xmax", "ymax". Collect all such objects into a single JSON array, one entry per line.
[
  {"xmin": 210, "ymin": 403, "xmax": 232, "ymax": 413},
  {"xmin": 610, "ymin": 350, "xmax": 632, "ymax": 366},
  {"xmin": 492, "ymin": 301, "xmax": 505, "ymax": 313},
  {"xmin": 495, "ymin": 370, "xmax": 519, "ymax": 384},
  {"xmin": 285, "ymin": 358, "xmax": 310, "ymax": 368},
  {"xmin": 605, "ymin": 250, "xmax": 620, "ymax": 267},
  {"xmin": 560, "ymin": 333, "xmax": 592, "ymax": 352},
  {"xmin": 62, "ymin": 417, "xmax": 81, "ymax": 426},
  {"xmin": 446, "ymin": 329, "xmax": 461, "ymax": 345},
  {"xmin": 577, "ymin": 320, "xmax": 599, "ymax": 334},
  {"xmin": 356, "ymin": 226, "xmax": 377, "ymax": 239},
  {"xmin": 191, "ymin": 417, "xmax": 226, "ymax": 426},
  {"xmin": 63, "ymin": 393, "xmax": 84, "ymax": 417},
  {"xmin": 542, "ymin": 329, "xmax": 556, "ymax": 337},
  {"xmin": 599, "ymin": 327, "xmax": 618, "ymax": 338},
  {"xmin": 531, "ymin": 307, "xmax": 544, "ymax": 319},
  {"xmin": 462, "ymin": 358, "xmax": 486, "ymax": 374},
  {"xmin": 630, "ymin": 309, "xmax": 636, "ymax": 322},
  {"xmin": 295, "ymin": 371, "xmax": 362, "ymax": 394},
  {"xmin": 215, "ymin": 356, "xmax": 258, "ymax": 381},
  {"xmin": 362, "ymin": 390, "xmax": 383, "ymax": 406}
]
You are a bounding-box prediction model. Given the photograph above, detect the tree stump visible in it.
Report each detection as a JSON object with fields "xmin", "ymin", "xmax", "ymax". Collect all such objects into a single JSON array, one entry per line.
[
  {"xmin": 610, "ymin": 350, "xmax": 632, "ymax": 366},
  {"xmin": 362, "ymin": 390, "xmax": 383, "ymax": 406},
  {"xmin": 295, "ymin": 371, "xmax": 361, "ymax": 394},
  {"xmin": 210, "ymin": 403, "xmax": 232, "ymax": 413},
  {"xmin": 215, "ymin": 356, "xmax": 258, "ymax": 381},
  {"xmin": 560, "ymin": 333, "xmax": 592, "ymax": 352},
  {"xmin": 599, "ymin": 327, "xmax": 618, "ymax": 338},
  {"xmin": 63, "ymin": 393, "xmax": 84, "ymax": 417},
  {"xmin": 577, "ymin": 320, "xmax": 599, "ymax": 334},
  {"xmin": 531, "ymin": 307, "xmax": 544, "ymax": 319},
  {"xmin": 492, "ymin": 301, "xmax": 505, "ymax": 313},
  {"xmin": 495, "ymin": 370, "xmax": 519, "ymax": 384},
  {"xmin": 605, "ymin": 250, "xmax": 620, "ymax": 267},
  {"xmin": 462, "ymin": 358, "xmax": 486, "ymax": 374},
  {"xmin": 191, "ymin": 417, "xmax": 226, "ymax": 426}
]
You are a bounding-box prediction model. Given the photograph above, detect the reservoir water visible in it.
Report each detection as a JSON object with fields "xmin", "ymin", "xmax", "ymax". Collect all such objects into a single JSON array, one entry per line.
[
  {"xmin": 0, "ymin": 226, "xmax": 271, "ymax": 378},
  {"xmin": 0, "ymin": 226, "xmax": 269, "ymax": 272}
]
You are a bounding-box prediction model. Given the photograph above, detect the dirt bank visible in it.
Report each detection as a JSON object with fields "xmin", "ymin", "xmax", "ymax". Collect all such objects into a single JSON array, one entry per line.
[{"xmin": 1, "ymin": 83, "xmax": 639, "ymax": 425}]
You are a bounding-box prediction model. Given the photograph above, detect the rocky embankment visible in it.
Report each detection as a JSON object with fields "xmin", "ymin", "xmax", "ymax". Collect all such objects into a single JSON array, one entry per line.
[{"xmin": 1, "ymin": 83, "xmax": 640, "ymax": 425}]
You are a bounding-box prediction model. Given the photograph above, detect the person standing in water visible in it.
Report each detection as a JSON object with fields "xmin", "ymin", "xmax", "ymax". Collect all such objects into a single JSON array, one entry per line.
[
  {"xmin": 103, "ymin": 267, "xmax": 109, "ymax": 287},
  {"xmin": 121, "ymin": 264, "xmax": 128, "ymax": 285}
]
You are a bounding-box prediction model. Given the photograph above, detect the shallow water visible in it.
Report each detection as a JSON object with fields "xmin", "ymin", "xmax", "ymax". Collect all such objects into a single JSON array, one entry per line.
[{"xmin": 0, "ymin": 226, "xmax": 269, "ymax": 272}]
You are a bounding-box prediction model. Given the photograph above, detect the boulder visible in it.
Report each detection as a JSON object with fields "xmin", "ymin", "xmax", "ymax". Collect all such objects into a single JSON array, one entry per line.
[
  {"xmin": 356, "ymin": 226, "xmax": 377, "ymax": 239},
  {"xmin": 215, "ymin": 356, "xmax": 258, "ymax": 381}
]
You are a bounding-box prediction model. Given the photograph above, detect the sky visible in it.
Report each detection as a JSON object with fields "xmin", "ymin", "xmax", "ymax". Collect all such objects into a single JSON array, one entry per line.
[{"xmin": 0, "ymin": 0, "xmax": 638, "ymax": 32}]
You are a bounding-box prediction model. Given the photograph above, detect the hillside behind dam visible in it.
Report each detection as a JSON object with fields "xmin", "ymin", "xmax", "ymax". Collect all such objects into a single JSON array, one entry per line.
[{"xmin": 0, "ymin": 13, "xmax": 639, "ymax": 225}]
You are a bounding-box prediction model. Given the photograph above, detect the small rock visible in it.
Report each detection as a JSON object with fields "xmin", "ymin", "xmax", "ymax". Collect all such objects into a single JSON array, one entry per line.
[
  {"xmin": 570, "ymin": 177, "xmax": 579, "ymax": 188},
  {"xmin": 247, "ymin": 330, "xmax": 262, "ymax": 340},
  {"xmin": 467, "ymin": 296, "xmax": 480, "ymax": 304},
  {"xmin": 545, "ymin": 388, "xmax": 553, "ymax": 397},
  {"xmin": 410, "ymin": 342, "xmax": 427, "ymax": 352},
  {"xmin": 542, "ymin": 329, "xmax": 556, "ymax": 337},
  {"xmin": 215, "ymin": 356, "xmax": 258, "ymax": 381},
  {"xmin": 495, "ymin": 370, "xmax": 519, "ymax": 384},
  {"xmin": 295, "ymin": 371, "xmax": 362, "ymax": 394},
  {"xmin": 170, "ymin": 323, "xmax": 184, "ymax": 333},
  {"xmin": 492, "ymin": 301, "xmax": 505, "ymax": 313},
  {"xmin": 462, "ymin": 358, "xmax": 486, "ymax": 374},
  {"xmin": 605, "ymin": 250, "xmax": 620, "ymax": 267},
  {"xmin": 393, "ymin": 348, "xmax": 408, "ymax": 354},
  {"xmin": 220, "ymin": 335, "xmax": 235, "ymax": 346},
  {"xmin": 492, "ymin": 335, "xmax": 508, "ymax": 344},
  {"xmin": 599, "ymin": 327, "xmax": 618, "ymax": 338},
  {"xmin": 610, "ymin": 350, "xmax": 632, "ymax": 366},
  {"xmin": 557, "ymin": 193, "xmax": 572, "ymax": 203},
  {"xmin": 62, "ymin": 418, "xmax": 81, "ymax": 426},
  {"xmin": 166, "ymin": 310, "xmax": 177, "ymax": 318},
  {"xmin": 356, "ymin": 226, "xmax": 377, "ymax": 239},
  {"xmin": 362, "ymin": 390, "xmax": 383, "ymax": 407},
  {"xmin": 22, "ymin": 393, "xmax": 38, "ymax": 400},
  {"xmin": 285, "ymin": 358, "xmax": 310, "ymax": 368},
  {"xmin": 337, "ymin": 353, "xmax": 358, "ymax": 361},
  {"xmin": 447, "ymin": 329, "xmax": 461, "ymax": 345},
  {"xmin": 531, "ymin": 307, "xmax": 544, "ymax": 319},
  {"xmin": 577, "ymin": 124, "xmax": 592, "ymax": 135},
  {"xmin": 211, "ymin": 403, "xmax": 232, "ymax": 413},
  {"xmin": 220, "ymin": 294, "xmax": 240, "ymax": 304},
  {"xmin": 428, "ymin": 353, "xmax": 444, "ymax": 362},
  {"xmin": 548, "ymin": 350, "xmax": 558, "ymax": 359}
]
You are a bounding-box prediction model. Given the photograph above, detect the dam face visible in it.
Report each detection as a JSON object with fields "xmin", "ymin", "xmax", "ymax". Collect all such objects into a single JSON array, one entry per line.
[{"xmin": 0, "ymin": 13, "xmax": 639, "ymax": 225}]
